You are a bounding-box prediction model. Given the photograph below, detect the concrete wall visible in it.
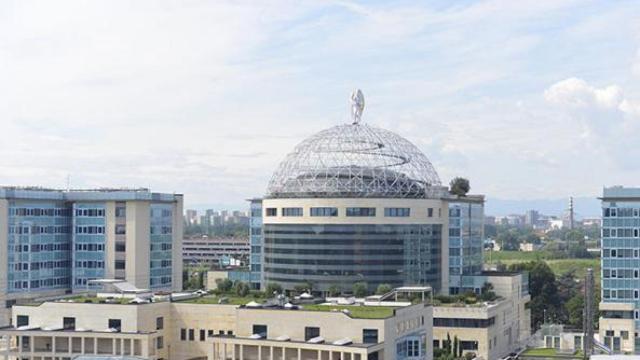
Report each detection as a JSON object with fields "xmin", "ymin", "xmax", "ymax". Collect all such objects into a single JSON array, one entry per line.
[{"xmin": 126, "ymin": 201, "xmax": 151, "ymax": 290}]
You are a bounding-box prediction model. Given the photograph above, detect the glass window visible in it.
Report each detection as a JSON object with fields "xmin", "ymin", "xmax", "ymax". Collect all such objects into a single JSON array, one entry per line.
[
  {"xmin": 108, "ymin": 319, "xmax": 121, "ymax": 331},
  {"xmin": 310, "ymin": 207, "xmax": 338, "ymax": 217},
  {"xmin": 384, "ymin": 208, "xmax": 410, "ymax": 217},
  {"xmin": 252, "ymin": 324, "xmax": 268, "ymax": 337},
  {"xmin": 265, "ymin": 208, "xmax": 277, "ymax": 217},
  {"xmin": 428, "ymin": 208, "xmax": 433, "ymax": 217},
  {"xmin": 156, "ymin": 336, "xmax": 163, "ymax": 349},
  {"xmin": 16, "ymin": 315, "xmax": 29, "ymax": 327},
  {"xmin": 305, "ymin": 327, "xmax": 320, "ymax": 341},
  {"xmin": 63, "ymin": 317, "xmax": 75, "ymax": 330},
  {"xmin": 180, "ymin": 329, "xmax": 186, "ymax": 341},
  {"xmin": 346, "ymin": 207, "xmax": 376, "ymax": 217},
  {"xmin": 363, "ymin": 329, "xmax": 378, "ymax": 344},
  {"xmin": 156, "ymin": 317, "xmax": 163, "ymax": 330},
  {"xmin": 282, "ymin": 207, "xmax": 303, "ymax": 217},
  {"xmin": 188, "ymin": 329, "xmax": 194, "ymax": 341},
  {"xmin": 115, "ymin": 224, "xmax": 126, "ymax": 235},
  {"xmin": 200, "ymin": 329, "xmax": 206, "ymax": 341}
]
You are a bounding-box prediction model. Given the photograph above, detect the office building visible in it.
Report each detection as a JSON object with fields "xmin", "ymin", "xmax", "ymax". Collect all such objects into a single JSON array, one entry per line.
[
  {"xmin": 0, "ymin": 292, "xmax": 432, "ymax": 360},
  {"xmin": 248, "ymin": 199, "xmax": 263, "ymax": 289},
  {"xmin": 0, "ymin": 187, "xmax": 183, "ymax": 326},
  {"xmin": 182, "ymin": 236, "xmax": 249, "ymax": 268},
  {"xmin": 249, "ymin": 92, "xmax": 485, "ymax": 295},
  {"xmin": 599, "ymin": 186, "xmax": 640, "ymax": 353}
]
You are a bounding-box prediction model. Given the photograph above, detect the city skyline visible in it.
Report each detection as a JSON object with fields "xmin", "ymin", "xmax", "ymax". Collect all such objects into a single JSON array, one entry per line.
[{"xmin": 2, "ymin": 1, "xmax": 640, "ymax": 209}]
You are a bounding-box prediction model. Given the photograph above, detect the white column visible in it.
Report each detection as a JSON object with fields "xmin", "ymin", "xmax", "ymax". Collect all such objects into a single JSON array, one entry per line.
[
  {"xmin": 297, "ymin": 347, "xmax": 301, "ymax": 360},
  {"xmin": 239, "ymin": 344, "xmax": 243, "ymax": 360},
  {"xmin": 270, "ymin": 346, "xmax": 273, "ymax": 360},
  {"xmin": 258, "ymin": 345, "xmax": 262, "ymax": 360}
]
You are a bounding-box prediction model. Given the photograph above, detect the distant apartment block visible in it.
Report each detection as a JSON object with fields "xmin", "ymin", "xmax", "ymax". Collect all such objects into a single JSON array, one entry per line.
[
  {"xmin": 182, "ymin": 236, "xmax": 249, "ymax": 268},
  {"xmin": 0, "ymin": 187, "xmax": 183, "ymax": 326}
]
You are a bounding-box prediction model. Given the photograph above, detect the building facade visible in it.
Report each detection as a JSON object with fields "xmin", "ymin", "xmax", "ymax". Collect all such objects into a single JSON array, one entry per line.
[
  {"xmin": 182, "ymin": 236, "xmax": 249, "ymax": 268},
  {"xmin": 599, "ymin": 186, "xmax": 640, "ymax": 353},
  {"xmin": 0, "ymin": 187, "xmax": 183, "ymax": 326},
  {"xmin": 248, "ymin": 199, "xmax": 263, "ymax": 290},
  {"xmin": 0, "ymin": 297, "xmax": 433, "ymax": 360}
]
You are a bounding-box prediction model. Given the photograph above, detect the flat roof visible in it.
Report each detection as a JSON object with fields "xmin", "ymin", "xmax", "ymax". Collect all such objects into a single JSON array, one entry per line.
[{"xmin": 0, "ymin": 187, "xmax": 181, "ymax": 202}]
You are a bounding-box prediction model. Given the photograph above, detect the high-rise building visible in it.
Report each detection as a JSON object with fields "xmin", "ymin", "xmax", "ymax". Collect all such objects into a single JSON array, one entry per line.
[
  {"xmin": 248, "ymin": 199, "xmax": 263, "ymax": 289},
  {"xmin": 599, "ymin": 186, "xmax": 640, "ymax": 353},
  {"xmin": 185, "ymin": 209, "xmax": 198, "ymax": 225},
  {"xmin": 250, "ymin": 92, "xmax": 486, "ymax": 295},
  {"xmin": 524, "ymin": 209, "xmax": 539, "ymax": 227},
  {"xmin": 0, "ymin": 187, "xmax": 183, "ymax": 326}
]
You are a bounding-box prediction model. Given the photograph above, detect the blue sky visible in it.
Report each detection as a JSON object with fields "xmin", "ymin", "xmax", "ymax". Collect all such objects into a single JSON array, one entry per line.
[{"xmin": 1, "ymin": 0, "xmax": 640, "ymax": 209}]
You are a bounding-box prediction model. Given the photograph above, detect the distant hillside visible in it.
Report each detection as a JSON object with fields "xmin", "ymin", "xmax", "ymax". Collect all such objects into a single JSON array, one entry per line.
[{"xmin": 485, "ymin": 196, "xmax": 601, "ymax": 218}]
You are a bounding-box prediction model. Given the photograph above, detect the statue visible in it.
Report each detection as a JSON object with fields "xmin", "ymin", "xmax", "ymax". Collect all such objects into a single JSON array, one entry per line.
[{"xmin": 350, "ymin": 89, "xmax": 365, "ymax": 124}]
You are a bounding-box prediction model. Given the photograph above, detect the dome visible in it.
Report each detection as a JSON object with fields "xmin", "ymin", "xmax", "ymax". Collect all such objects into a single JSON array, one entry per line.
[{"xmin": 267, "ymin": 122, "xmax": 442, "ymax": 198}]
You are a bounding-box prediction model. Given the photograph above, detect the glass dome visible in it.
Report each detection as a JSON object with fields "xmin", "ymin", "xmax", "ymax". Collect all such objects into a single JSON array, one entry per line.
[{"xmin": 267, "ymin": 123, "xmax": 442, "ymax": 198}]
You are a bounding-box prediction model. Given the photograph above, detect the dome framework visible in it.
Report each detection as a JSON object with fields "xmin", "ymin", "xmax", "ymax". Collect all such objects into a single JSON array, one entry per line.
[{"xmin": 267, "ymin": 123, "xmax": 442, "ymax": 198}]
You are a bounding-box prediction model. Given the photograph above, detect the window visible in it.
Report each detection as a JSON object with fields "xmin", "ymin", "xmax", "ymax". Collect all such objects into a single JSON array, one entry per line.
[
  {"xmin": 305, "ymin": 327, "xmax": 320, "ymax": 341},
  {"xmin": 200, "ymin": 329, "xmax": 206, "ymax": 341},
  {"xmin": 115, "ymin": 224, "xmax": 126, "ymax": 235},
  {"xmin": 180, "ymin": 329, "xmax": 187, "ymax": 341},
  {"xmin": 188, "ymin": 329, "xmax": 195, "ymax": 341},
  {"xmin": 156, "ymin": 336, "xmax": 164, "ymax": 349},
  {"xmin": 115, "ymin": 206, "xmax": 126, "ymax": 218},
  {"xmin": 460, "ymin": 341, "xmax": 479, "ymax": 350},
  {"xmin": 208, "ymin": 330, "xmax": 214, "ymax": 337},
  {"xmin": 253, "ymin": 324, "xmax": 268, "ymax": 337},
  {"xmin": 363, "ymin": 329, "xmax": 378, "ymax": 344},
  {"xmin": 116, "ymin": 242, "xmax": 126, "ymax": 252},
  {"xmin": 265, "ymin": 208, "xmax": 277, "ymax": 217},
  {"xmin": 605, "ymin": 330, "xmax": 614, "ymax": 337},
  {"xmin": 156, "ymin": 317, "xmax": 164, "ymax": 330},
  {"xmin": 384, "ymin": 208, "xmax": 410, "ymax": 217},
  {"xmin": 108, "ymin": 319, "xmax": 121, "ymax": 331},
  {"xmin": 16, "ymin": 315, "xmax": 29, "ymax": 327},
  {"xmin": 433, "ymin": 340, "xmax": 440, "ymax": 349},
  {"xmin": 346, "ymin": 207, "xmax": 376, "ymax": 217},
  {"xmin": 310, "ymin": 207, "xmax": 338, "ymax": 217},
  {"xmin": 622, "ymin": 331, "xmax": 629, "ymax": 340},
  {"xmin": 115, "ymin": 260, "xmax": 125, "ymax": 270},
  {"xmin": 428, "ymin": 208, "xmax": 433, "ymax": 217},
  {"xmin": 227, "ymin": 330, "xmax": 233, "ymax": 335},
  {"xmin": 282, "ymin": 207, "xmax": 303, "ymax": 217},
  {"xmin": 407, "ymin": 339, "xmax": 420, "ymax": 357},
  {"xmin": 63, "ymin": 317, "xmax": 76, "ymax": 330},
  {"xmin": 611, "ymin": 249, "xmax": 618, "ymax": 258}
]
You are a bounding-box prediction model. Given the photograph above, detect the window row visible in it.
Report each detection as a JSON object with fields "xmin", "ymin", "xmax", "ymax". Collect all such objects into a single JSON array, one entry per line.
[
  {"xmin": 150, "ymin": 260, "xmax": 172, "ymax": 268},
  {"xmin": 76, "ymin": 226, "xmax": 105, "ymax": 235},
  {"xmin": 9, "ymin": 226, "xmax": 72, "ymax": 235},
  {"xmin": 603, "ymin": 269, "xmax": 640, "ymax": 279},
  {"xmin": 75, "ymin": 243, "xmax": 105, "ymax": 251},
  {"xmin": 603, "ymin": 289, "xmax": 640, "ymax": 300},
  {"xmin": 12, "ymin": 260, "xmax": 70, "ymax": 271},
  {"xmin": 75, "ymin": 260, "xmax": 105, "ymax": 269},
  {"xmin": 150, "ymin": 226, "xmax": 172, "ymax": 235},
  {"xmin": 9, "ymin": 208, "xmax": 72, "ymax": 217},
  {"xmin": 265, "ymin": 207, "xmax": 437, "ymax": 218},
  {"xmin": 603, "ymin": 228, "xmax": 640, "ymax": 238},
  {"xmin": 13, "ymin": 243, "xmax": 70, "ymax": 253},
  {"xmin": 150, "ymin": 276, "xmax": 172, "ymax": 286},
  {"xmin": 604, "ymin": 208, "xmax": 640, "ymax": 218},
  {"xmin": 151, "ymin": 209, "xmax": 173, "ymax": 218},
  {"xmin": 75, "ymin": 208, "xmax": 105, "ymax": 217},
  {"xmin": 13, "ymin": 277, "xmax": 69, "ymax": 289},
  {"xmin": 180, "ymin": 328, "xmax": 233, "ymax": 342},
  {"xmin": 150, "ymin": 243, "xmax": 172, "ymax": 251},
  {"xmin": 603, "ymin": 248, "xmax": 640, "ymax": 258}
]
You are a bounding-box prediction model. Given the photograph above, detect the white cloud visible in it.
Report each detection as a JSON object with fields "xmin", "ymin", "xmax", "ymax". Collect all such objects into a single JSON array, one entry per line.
[{"xmin": 544, "ymin": 77, "xmax": 639, "ymax": 117}]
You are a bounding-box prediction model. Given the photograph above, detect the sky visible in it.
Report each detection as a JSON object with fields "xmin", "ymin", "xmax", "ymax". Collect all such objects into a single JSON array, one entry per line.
[{"xmin": 1, "ymin": 0, "xmax": 640, "ymax": 210}]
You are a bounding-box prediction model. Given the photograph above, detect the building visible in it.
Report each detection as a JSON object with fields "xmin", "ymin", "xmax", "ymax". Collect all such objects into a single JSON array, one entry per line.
[
  {"xmin": 248, "ymin": 199, "xmax": 263, "ymax": 290},
  {"xmin": 432, "ymin": 272, "xmax": 531, "ymax": 360},
  {"xmin": 185, "ymin": 210, "xmax": 198, "ymax": 225},
  {"xmin": 599, "ymin": 186, "xmax": 640, "ymax": 354},
  {"xmin": 524, "ymin": 210, "xmax": 539, "ymax": 227},
  {"xmin": 0, "ymin": 292, "xmax": 432, "ymax": 360},
  {"xmin": 250, "ymin": 91, "xmax": 485, "ymax": 295},
  {"xmin": 182, "ymin": 236, "xmax": 249, "ymax": 268},
  {"xmin": 0, "ymin": 187, "xmax": 183, "ymax": 326}
]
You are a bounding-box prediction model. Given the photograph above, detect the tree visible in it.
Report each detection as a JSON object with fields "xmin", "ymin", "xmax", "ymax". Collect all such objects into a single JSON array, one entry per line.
[
  {"xmin": 266, "ymin": 282, "xmax": 283, "ymax": 295},
  {"xmin": 452, "ymin": 336, "xmax": 459, "ymax": 358},
  {"xmin": 449, "ymin": 177, "xmax": 470, "ymax": 196},
  {"xmin": 327, "ymin": 285, "xmax": 341, "ymax": 297},
  {"xmin": 216, "ymin": 278, "xmax": 233, "ymax": 292},
  {"xmin": 566, "ymin": 294, "xmax": 584, "ymax": 328},
  {"xmin": 352, "ymin": 282, "xmax": 369, "ymax": 297},
  {"xmin": 480, "ymin": 282, "xmax": 497, "ymax": 302},
  {"xmin": 233, "ymin": 281, "xmax": 250, "ymax": 297},
  {"xmin": 509, "ymin": 260, "xmax": 560, "ymax": 330},
  {"xmin": 376, "ymin": 283, "xmax": 392, "ymax": 295}
]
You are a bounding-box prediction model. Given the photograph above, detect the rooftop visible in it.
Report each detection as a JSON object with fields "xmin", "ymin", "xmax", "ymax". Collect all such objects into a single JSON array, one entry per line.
[{"xmin": 0, "ymin": 186, "xmax": 181, "ymax": 202}]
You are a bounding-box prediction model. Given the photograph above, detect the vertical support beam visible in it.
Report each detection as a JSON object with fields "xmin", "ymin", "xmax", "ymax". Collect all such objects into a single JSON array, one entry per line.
[
  {"xmin": 297, "ymin": 347, "xmax": 301, "ymax": 360},
  {"xmin": 93, "ymin": 337, "xmax": 97, "ymax": 354},
  {"xmin": 258, "ymin": 345, "xmax": 262, "ymax": 360},
  {"xmin": 239, "ymin": 344, "xmax": 243, "ymax": 360},
  {"xmin": 270, "ymin": 345, "xmax": 274, "ymax": 360}
]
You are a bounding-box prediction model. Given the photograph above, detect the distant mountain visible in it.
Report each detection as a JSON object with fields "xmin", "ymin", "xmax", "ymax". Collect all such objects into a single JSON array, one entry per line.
[{"xmin": 485, "ymin": 196, "xmax": 601, "ymax": 218}]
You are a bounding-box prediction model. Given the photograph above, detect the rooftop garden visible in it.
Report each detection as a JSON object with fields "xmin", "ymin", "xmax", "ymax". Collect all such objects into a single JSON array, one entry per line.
[
  {"xmin": 299, "ymin": 304, "xmax": 397, "ymax": 319},
  {"xmin": 519, "ymin": 348, "xmax": 583, "ymax": 359}
]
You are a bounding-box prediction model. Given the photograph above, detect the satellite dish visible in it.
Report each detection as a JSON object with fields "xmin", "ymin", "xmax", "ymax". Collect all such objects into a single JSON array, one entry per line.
[{"xmin": 350, "ymin": 89, "xmax": 365, "ymax": 124}]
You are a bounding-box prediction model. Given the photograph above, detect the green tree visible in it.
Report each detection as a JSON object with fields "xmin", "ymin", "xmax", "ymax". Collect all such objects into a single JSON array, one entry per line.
[
  {"xmin": 352, "ymin": 282, "xmax": 368, "ymax": 297},
  {"xmin": 449, "ymin": 177, "xmax": 470, "ymax": 196},
  {"xmin": 216, "ymin": 278, "xmax": 233, "ymax": 292},
  {"xmin": 265, "ymin": 282, "xmax": 283, "ymax": 295},
  {"xmin": 509, "ymin": 260, "xmax": 560, "ymax": 330},
  {"xmin": 233, "ymin": 281, "xmax": 250, "ymax": 297},
  {"xmin": 327, "ymin": 285, "xmax": 341, "ymax": 297},
  {"xmin": 452, "ymin": 336, "xmax": 458, "ymax": 358},
  {"xmin": 480, "ymin": 282, "xmax": 497, "ymax": 302},
  {"xmin": 566, "ymin": 294, "xmax": 584, "ymax": 328},
  {"xmin": 376, "ymin": 283, "xmax": 392, "ymax": 295}
]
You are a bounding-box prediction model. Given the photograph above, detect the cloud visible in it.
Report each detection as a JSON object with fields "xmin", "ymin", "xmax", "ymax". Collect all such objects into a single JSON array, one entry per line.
[{"xmin": 544, "ymin": 77, "xmax": 639, "ymax": 117}]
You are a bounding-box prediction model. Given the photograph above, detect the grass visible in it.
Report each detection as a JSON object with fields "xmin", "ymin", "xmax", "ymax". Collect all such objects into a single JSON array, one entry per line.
[
  {"xmin": 300, "ymin": 304, "xmax": 397, "ymax": 319},
  {"xmin": 485, "ymin": 251, "xmax": 600, "ymax": 281},
  {"xmin": 520, "ymin": 348, "xmax": 583, "ymax": 359},
  {"xmin": 63, "ymin": 296, "xmax": 132, "ymax": 304},
  {"xmin": 179, "ymin": 294, "xmax": 264, "ymax": 305}
]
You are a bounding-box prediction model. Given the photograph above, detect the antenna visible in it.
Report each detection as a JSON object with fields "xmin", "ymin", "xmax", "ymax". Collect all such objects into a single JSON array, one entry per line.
[{"xmin": 350, "ymin": 89, "xmax": 365, "ymax": 124}]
